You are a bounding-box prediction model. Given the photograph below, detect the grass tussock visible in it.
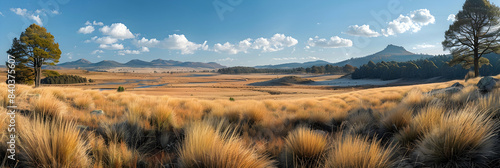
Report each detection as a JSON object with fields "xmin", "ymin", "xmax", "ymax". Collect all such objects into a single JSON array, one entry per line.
[
  {"xmin": 412, "ymin": 107, "xmax": 497, "ymax": 168},
  {"xmin": 178, "ymin": 120, "xmax": 276, "ymax": 168},
  {"xmin": 31, "ymin": 94, "xmax": 67, "ymax": 119},
  {"xmin": 324, "ymin": 134, "xmax": 395, "ymax": 168},
  {"xmin": 283, "ymin": 127, "xmax": 328, "ymax": 167},
  {"xmin": 18, "ymin": 117, "xmax": 90, "ymax": 167}
]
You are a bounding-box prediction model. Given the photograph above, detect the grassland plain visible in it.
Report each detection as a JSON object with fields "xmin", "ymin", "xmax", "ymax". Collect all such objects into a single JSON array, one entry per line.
[{"xmin": 0, "ymin": 75, "xmax": 499, "ymax": 167}]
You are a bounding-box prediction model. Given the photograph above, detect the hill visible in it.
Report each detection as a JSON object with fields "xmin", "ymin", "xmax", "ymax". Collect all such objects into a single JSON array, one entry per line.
[
  {"xmin": 55, "ymin": 59, "xmax": 226, "ymax": 69},
  {"xmin": 331, "ymin": 44, "xmax": 433, "ymax": 67},
  {"xmin": 254, "ymin": 45, "xmax": 434, "ymax": 69},
  {"xmin": 255, "ymin": 60, "xmax": 331, "ymax": 69},
  {"xmin": 249, "ymin": 76, "xmax": 314, "ymax": 86}
]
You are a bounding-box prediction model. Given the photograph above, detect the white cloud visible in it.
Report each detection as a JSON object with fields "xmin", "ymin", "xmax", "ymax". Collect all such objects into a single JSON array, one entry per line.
[
  {"xmin": 140, "ymin": 47, "xmax": 150, "ymax": 52},
  {"xmin": 77, "ymin": 25, "xmax": 95, "ymax": 34},
  {"xmin": 99, "ymin": 43, "xmax": 124, "ymax": 50},
  {"xmin": 86, "ymin": 20, "xmax": 103, "ymax": 26},
  {"xmin": 216, "ymin": 57, "xmax": 235, "ymax": 62},
  {"xmin": 344, "ymin": 25, "xmax": 381, "ymax": 37},
  {"xmin": 0, "ymin": 12, "xmax": 3, "ymax": 16},
  {"xmin": 94, "ymin": 36, "xmax": 118, "ymax": 44},
  {"xmin": 66, "ymin": 52, "xmax": 73, "ymax": 59},
  {"xmin": 97, "ymin": 55, "xmax": 101, "ymax": 58},
  {"xmin": 301, "ymin": 56, "xmax": 320, "ymax": 60},
  {"xmin": 272, "ymin": 57, "xmax": 297, "ymax": 61},
  {"xmin": 413, "ymin": 43, "xmax": 436, "ymax": 50},
  {"xmin": 307, "ymin": 36, "xmax": 353, "ymax": 48},
  {"xmin": 382, "ymin": 9, "xmax": 435, "ymax": 36},
  {"xmin": 118, "ymin": 50, "xmax": 141, "ymax": 55},
  {"xmin": 51, "ymin": 10, "xmax": 60, "ymax": 15},
  {"xmin": 160, "ymin": 34, "xmax": 208, "ymax": 54},
  {"xmin": 100, "ymin": 23, "xmax": 135, "ymax": 39},
  {"xmin": 447, "ymin": 14, "xmax": 456, "ymax": 22},
  {"xmin": 10, "ymin": 8, "xmax": 43, "ymax": 25},
  {"xmin": 134, "ymin": 37, "xmax": 160, "ymax": 47},
  {"xmin": 91, "ymin": 50, "xmax": 104, "ymax": 55},
  {"xmin": 214, "ymin": 34, "xmax": 298, "ymax": 54}
]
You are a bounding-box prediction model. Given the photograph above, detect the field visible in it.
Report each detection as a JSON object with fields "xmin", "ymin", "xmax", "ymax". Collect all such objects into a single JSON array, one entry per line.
[{"xmin": 1, "ymin": 70, "xmax": 500, "ymax": 167}]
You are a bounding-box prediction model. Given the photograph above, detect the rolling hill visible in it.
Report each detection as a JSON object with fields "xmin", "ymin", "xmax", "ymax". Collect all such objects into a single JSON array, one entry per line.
[
  {"xmin": 255, "ymin": 44, "xmax": 434, "ymax": 69},
  {"xmin": 56, "ymin": 59, "xmax": 226, "ymax": 69}
]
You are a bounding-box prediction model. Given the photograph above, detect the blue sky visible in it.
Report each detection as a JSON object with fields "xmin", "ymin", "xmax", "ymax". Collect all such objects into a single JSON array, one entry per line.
[{"xmin": 0, "ymin": 0, "xmax": 488, "ymax": 66}]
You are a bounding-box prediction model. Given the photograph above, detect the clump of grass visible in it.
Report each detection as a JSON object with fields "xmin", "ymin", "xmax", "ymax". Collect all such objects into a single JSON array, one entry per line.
[
  {"xmin": 395, "ymin": 105, "xmax": 445, "ymax": 149},
  {"xmin": 178, "ymin": 120, "xmax": 276, "ymax": 168},
  {"xmin": 31, "ymin": 94, "xmax": 66, "ymax": 119},
  {"xmin": 402, "ymin": 89, "xmax": 431, "ymax": 108},
  {"xmin": 380, "ymin": 105, "xmax": 413, "ymax": 134},
  {"xmin": 150, "ymin": 104, "xmax": 177, "ymax": 131},
  {"xmin": 283, "ymin": 127, "xmax": 328, "ymax": 167},
  {"xmin": 324, "ymin": 134, "xmax": 395, "ymax": 168},
  {"xmin": 412, "ymin": 107, "xmax": 496, "ymax": 167},
  {"xmin": 476, "ymin": 90, "xmax": 500, "ymax": 118},
  {"xmin": 18, "ymin": 117, "xmax": 90, "ymax": 167},
  {"xmin": 73, "ymin": 95, "xmax": 95, "ymax": 110}
]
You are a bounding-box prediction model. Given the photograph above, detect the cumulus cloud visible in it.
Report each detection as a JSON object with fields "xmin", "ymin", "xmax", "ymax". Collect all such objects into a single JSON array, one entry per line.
[
  {"xmin": 99, "ymin": 44, "xmax": 124, "ymax": 50},
  {"xmin": 447, "ymin": 14, "xmax": 456, "ymax": 22},
  {"xmin": 160, "ymin": 34, "xmax": 208, "ymax": 54},
  {"xmin": 118, "ymin": 50, "xmax": 141, "ymax": 55},
  {"xmin": 307, "ymin": 36, "xmax": 353, "ymax": 48},
  {"xmin": 100, "ymin": 23, "xmax": 135, "ymax": 39},
  {"xmin": 344, "ymin": 25, "xmax": 381, "ymax": 37},
  {"xmin": 413, "ymin": 43, "xmax": 436, "ymax": 50},
  {"xmin": 77, "ymin": 25, "xmax": 95, "ymax": 34},
  {"xmin": 214, "ymin": 34, "xmax": 298, "ymax": 54},
  {"xmin": 94, "ymin": 36, "xmax": 118, "ymax": 44},
  {"xmin": 86, "ymin": 20, "xmax": 104, "ymax": 26},
  {"xmin": 91, "ymin": 50, "xmax": 104, "ymax": 55},
  {"xmin": 134, "ymin": 37, "xmax": 160, "ymax": 47},
  {"xmin": 10, "ymin": 8, "xmax": 43, "ymax": 25},
  {"xmin": 382, "ymin": 9, "xmax": 435, "ymax": 36}
]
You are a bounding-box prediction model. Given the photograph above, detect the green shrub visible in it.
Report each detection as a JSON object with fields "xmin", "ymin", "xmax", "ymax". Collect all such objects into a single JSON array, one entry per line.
[{"xmin": 117, "ymin": 86, "xmax": 125, "ymax": 92}]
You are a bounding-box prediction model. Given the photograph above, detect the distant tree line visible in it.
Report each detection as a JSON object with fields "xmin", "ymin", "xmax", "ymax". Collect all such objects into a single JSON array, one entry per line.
[
  {"xmin": 218, "ymin": 64, "xmax": 356, "ymax": 74},
  {"xmin": 41, "ymin": 74, "xmax": 88, "ymax": 84},
  {"xmin": 352, "ymin": 54, "xmax": 500, "ymax": 80}
]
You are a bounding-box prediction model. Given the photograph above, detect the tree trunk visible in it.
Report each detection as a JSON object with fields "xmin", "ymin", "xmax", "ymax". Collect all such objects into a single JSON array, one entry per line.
[
  {"xmin": 474, "ymin": 56, "xmax": 479, "ymax": 77},
  {"xmin": 34, "ymin": 65, "xmax": 39, "ymax": 87}
]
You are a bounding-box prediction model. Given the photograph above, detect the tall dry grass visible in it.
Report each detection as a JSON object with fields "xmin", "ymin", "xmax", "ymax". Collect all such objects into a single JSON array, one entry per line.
[
  {"xmin": 17, "ymin": 116, "xmax": 90, "ymax": 167},
  {"xmin": 412, "ymin": 107, "xmax": 497, "ymax": 167},
  {"xmin": 178, "ymin": 120, "xmax": 276, "ymax": 168},
  {"xmin": 324, "ymin": 134, "xmax": 395, "ymax": 168},
  {"xmin": 283, "ymin": 127, "xmax": 328, "ymax": 167}
]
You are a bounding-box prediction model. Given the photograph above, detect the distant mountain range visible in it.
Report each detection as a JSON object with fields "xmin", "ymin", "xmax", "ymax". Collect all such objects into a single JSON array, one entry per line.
[
  {"xmin": 56, "ymin": 59, "xmax": 226, "ymax": 69},
  {"xmin": 255, "ymin": 45, "xmax": 435, "ymax": 69}
]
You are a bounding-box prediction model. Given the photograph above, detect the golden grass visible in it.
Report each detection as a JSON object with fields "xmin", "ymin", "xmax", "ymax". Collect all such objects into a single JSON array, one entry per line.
[
  {"xmin": 413, "ymin": 106, "xmax": 496, "ymax": 167},
  {"xmin": 284, "ymin": 127, "xmax": 328, "ymax": 167},
  {"xmin": 395, "ymin": 105, "xmax": 446, "ymax": 148},
  {"xmin": 150, "ymin": 103, "xmax": 177, "ymax": 131},
  {"xmin": 31, "ymin": 94, "xmax": 67, "ymax": 119},
  {"xmin": 178, "ymin": 120, "xmax": 276, "ymax": 168},
  {"xmin": 18, "ymin": 117, "xmax": 90, "ymax": 167},
  {"xmin": 72, "ymin": 95, "xmax": 95, "ymax": 110},
  {"xmin": 324, "ymin": 134, "xmax": 395, "ymax": 168}
]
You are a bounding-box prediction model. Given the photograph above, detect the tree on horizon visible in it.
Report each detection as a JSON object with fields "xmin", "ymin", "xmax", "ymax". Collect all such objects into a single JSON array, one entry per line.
[{"xmin": 443, "ymin": 0, "xmax": 500, "ymax": 77}]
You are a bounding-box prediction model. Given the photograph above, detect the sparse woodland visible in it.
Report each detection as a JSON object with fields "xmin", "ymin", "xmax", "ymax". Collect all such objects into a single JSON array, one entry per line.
[{"xmin": 1, "ymin": 75, "xmax": 499, "ymax": 167}]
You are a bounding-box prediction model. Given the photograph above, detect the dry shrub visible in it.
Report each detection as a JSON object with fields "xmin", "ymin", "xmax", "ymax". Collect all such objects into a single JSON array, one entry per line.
[
  {"xmin": 178, "ymin": 120, "xmax": 276, "ymax": 168},
  {"xmin": 324, "ymin": 134, "xmax": 395, "ymax": 168},
  {"xmin": 18, "ymin": 117, "xmax": 90, "ymax": 167},
  {"xmin": 283, "ymin": 127, "xmax": 328, "ymax": 167},
  {"xmin": 412, "ymin": 107, "xmax": 496, "ymax": 167}
]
